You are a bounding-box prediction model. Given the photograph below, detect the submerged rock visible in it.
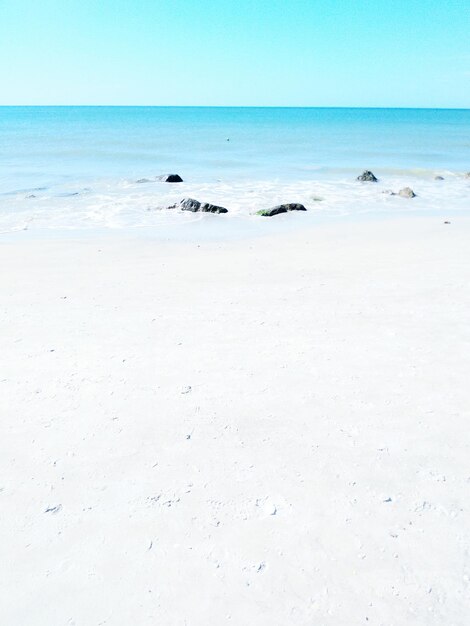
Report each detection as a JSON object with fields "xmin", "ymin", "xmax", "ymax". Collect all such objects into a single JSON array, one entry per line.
[
  {"xmin": 256, "ymin": 203, "xmax": 307, "ymax": 217},
  {"xmin": 465, "ymin": 172, "xmax": 470, "ymax": 179},
  {"xmin": 357, "ymin": 170, "xmax": 378, "ymax": 182},
  {"xmin": 136, "ymin": 178, "xmax": 152, "ymax": 183},
  {"xmin": 170, "ymin": 198, "xmax": 228, "ymax": 214},
  {"xmin": 434, "ymin": 175, "xmax": 444, "ymax": 180},
  {"xmin": 398, "ymin": 187, "xmax": 416, "ymax": 198},
  {"xmin": 157, "ymin": 174, "xmax": 183, "ymax": 183}
]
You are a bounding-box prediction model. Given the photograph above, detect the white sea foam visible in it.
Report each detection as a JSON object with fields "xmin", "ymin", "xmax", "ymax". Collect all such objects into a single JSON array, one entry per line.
[{"xmin": 0, "ymin": 172, "xmax": 468, "ymax": 235}]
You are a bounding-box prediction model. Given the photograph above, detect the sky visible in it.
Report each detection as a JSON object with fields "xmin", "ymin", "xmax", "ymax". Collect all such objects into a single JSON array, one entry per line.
[{"xmin": 0, "ymin": 0, "xmax": 469, "ymax": 107}]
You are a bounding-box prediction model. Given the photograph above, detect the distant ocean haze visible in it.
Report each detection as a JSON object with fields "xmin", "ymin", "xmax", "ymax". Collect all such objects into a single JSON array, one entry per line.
[{"xmin": 0, "ymin": 106, "xmax": 469, "ymax": 233}]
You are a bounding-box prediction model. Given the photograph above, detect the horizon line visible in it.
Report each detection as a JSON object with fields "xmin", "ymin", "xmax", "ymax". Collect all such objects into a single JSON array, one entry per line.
[{"xmin": 0, "ymin": 104, "xmax": 469, "ymax": 111}]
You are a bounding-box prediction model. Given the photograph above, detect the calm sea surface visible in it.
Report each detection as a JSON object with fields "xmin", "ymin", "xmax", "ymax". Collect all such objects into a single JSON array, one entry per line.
[{"xmin": 0, "ymin": 107, "xmax": 469, "ymax": 232}]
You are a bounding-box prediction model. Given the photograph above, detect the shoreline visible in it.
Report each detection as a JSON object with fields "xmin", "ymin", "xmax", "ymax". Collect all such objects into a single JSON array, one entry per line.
[
  {"xmin": 1, "ymin": 167, "xmax": 469, "ymax": 236},
  {"xmin": 0, "ymin": 207, "xmax": 466, "ymax": 246}
]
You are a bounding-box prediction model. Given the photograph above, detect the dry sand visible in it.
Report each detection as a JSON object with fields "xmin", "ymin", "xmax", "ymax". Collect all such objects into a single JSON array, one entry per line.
[{"xmin": 1, "ymin": 216, "xmax": 469, "ymax": 624}]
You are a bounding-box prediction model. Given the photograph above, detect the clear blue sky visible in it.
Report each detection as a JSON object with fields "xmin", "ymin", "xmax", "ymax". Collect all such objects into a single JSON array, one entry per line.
[{"xmin": 0, "ymin": 0, "xmax": 469, "ymax": 107}]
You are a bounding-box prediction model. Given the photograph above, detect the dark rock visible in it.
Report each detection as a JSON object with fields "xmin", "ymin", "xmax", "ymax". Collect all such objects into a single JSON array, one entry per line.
[
  {"xmin": 434, "ymin": 175, "xmax": 444, "ymax": 180},
  {"xmin": 444, "ymin": 221, "xmax": 451, "ymax": 224},
  {"xmin": 177, "ymin": 198, "xmax": 200, "ymax": 212},
  {"xmin": 357, "ymin": 170, "xmax": 378, "ymax": 182},
  {"xmin": 157, "ymin": 174, "xmax": 183, "ymax": 183},
  {"xmin": 199, "ymin": 202, "xmax": 228, "ymax": 214},
  {"xmin": 170, "ymin": 198, "xmax": 228, "ymax": 214},
  {"xmin": 256, "ymin": 203, "xmax": 307, "ymax": 217},
  {"xmin": 398, "ymin": 187, "xmax": 416, "ymax": 198},
  {"xmin": 137, "ymin": 174, "xmax": 183, "ymax": 183}
]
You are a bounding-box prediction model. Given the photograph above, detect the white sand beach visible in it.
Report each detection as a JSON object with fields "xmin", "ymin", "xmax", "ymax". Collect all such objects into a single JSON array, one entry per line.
[{"xmin": 1, "ymin": 215, "xmax": 469, "ymax": 624}]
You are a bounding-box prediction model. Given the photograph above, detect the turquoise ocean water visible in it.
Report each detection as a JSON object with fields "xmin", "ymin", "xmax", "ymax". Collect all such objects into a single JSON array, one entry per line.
[{"xmin": 0, "ymin": 107, "xmax": 469, "ymax": 233}]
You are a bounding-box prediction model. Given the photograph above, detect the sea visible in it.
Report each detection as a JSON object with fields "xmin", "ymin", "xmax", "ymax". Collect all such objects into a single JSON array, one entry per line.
[{"xmin": 0, "ymin": 106, "xmax": 469, "ymax": 235}]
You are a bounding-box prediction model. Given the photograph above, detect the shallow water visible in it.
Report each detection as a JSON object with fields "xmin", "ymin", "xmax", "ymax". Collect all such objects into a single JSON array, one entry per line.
[{"xmin": 0, "ymin": 106, "xmax": 469, "ymax": 233}]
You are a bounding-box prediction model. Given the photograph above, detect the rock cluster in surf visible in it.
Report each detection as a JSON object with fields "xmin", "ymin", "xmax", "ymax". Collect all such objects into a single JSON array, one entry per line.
[
  {"xmin": 165, "ymin": 198, "xmax": 308, "ymax": 217},
  {"xmin": 133, "ymin": 166, "xmax": 469, "ymax": 218}
]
